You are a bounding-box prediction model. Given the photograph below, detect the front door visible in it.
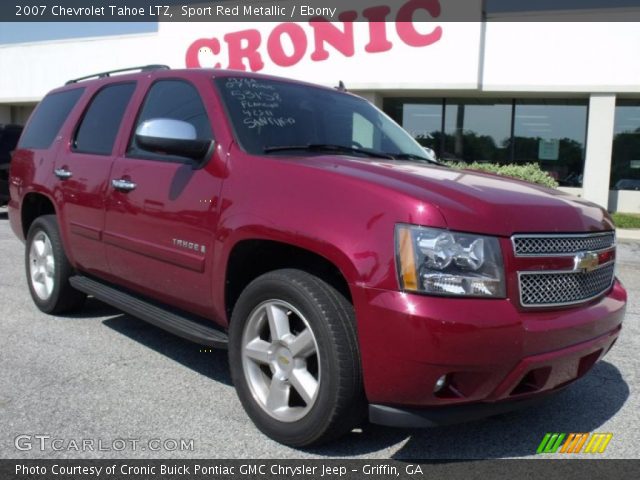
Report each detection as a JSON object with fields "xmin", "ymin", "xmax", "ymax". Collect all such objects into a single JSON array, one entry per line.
[{"xmin": 103, "ymin": 79, "xmax": 222, "ymax": 317}]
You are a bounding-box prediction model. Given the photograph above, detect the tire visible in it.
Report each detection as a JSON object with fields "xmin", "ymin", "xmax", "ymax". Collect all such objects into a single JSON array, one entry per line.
[
  {"xmin": 229, "ymin": 269, "xmax": 365, "ymax": 447},
  {"xmin": 25, "ymin": 215, "xmax": 86, "ymax": 314}
]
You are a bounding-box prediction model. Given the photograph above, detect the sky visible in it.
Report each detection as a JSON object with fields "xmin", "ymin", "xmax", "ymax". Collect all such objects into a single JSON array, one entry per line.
[{"xmin": 0, "ymin": 23, "xmax": 157, "ymax": 45}]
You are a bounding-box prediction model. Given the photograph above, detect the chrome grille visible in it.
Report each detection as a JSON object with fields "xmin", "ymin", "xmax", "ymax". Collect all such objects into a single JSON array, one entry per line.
[
  {"xmin": 519, "ymin": 263, "xmax": 615, "ymax": 307},
  {"xmin": 513, "ymin": 232, "xmax": 615, "ymax": 256}
]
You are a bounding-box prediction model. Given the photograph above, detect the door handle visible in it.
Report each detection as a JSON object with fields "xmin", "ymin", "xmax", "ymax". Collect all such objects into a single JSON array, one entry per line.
[
  {"xmin": 111, "ymin": 179, "xmax": 137, "ymax": 192},
  {"xmin": 54, "ymin": 168, "xmax": 72, "ymax": 180}
]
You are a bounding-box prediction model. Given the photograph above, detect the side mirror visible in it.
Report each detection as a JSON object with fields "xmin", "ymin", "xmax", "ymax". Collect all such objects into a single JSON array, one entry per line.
[{"xmin": 135, "ymin": 118, "xmax": 212, "ymax": 161}]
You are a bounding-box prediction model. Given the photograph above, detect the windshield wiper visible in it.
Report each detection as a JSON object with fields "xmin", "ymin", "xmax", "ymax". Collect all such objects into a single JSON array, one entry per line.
[
  {"xmin": 264, "ymin": 144, "xmax": 395, "ymax": 159},
  {"xmin": 389, "ymin": 153, "xmax": 444, "ymax": 166}
]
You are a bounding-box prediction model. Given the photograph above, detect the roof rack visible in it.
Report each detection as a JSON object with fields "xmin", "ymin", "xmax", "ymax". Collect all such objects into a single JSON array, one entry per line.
[{"xmin": 65, "ymin": 65, "xmax": 170, "ymax": 85}]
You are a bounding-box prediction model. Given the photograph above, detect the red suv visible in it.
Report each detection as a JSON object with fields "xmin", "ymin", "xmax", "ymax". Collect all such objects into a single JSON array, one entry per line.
[{"xmin": 8, "ymin": 66, "xmax": 626, "ymax": 447}]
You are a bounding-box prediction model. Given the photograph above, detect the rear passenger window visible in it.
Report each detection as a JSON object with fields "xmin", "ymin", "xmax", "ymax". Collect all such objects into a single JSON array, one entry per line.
[
  {"xmin": 19, "ymin": 88, "xmax": 84, "ymax": 149},
  {"xmin": 129, "ymin": 80, "xmax": 212, "ymax": 157},
  {"xmin": 74, "ymin": 83, "xmax": 136, "ymax": 155}
]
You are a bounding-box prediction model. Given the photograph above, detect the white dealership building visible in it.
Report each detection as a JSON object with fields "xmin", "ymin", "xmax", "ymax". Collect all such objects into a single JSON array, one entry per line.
[{"xmin": 1, "ymin": 0, "xmax": 640, "ymax": 213}]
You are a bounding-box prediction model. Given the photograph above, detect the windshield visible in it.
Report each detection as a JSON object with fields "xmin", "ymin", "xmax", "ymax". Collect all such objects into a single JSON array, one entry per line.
[{"xmin": 215, "ymin": 77, "xmax": 429, "ymax": 160}]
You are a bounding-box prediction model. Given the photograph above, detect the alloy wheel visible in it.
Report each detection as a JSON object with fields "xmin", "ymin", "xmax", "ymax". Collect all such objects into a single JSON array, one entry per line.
[
  {"xmin": 29, "ymin": 230, "xmax": 55, "ymax": 300},
  {"xmin": 241, "ymin": 300, "xmax": 321, "ymax": 423}
]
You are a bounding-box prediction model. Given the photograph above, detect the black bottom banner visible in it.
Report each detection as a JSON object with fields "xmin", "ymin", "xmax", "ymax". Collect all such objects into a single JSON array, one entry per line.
[{"xmin": 1, "ymin": 459, "xmax": 638, "ymax": 480}]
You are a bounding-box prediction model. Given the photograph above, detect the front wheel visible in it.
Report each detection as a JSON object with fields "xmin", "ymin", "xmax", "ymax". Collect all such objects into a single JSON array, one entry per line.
[{"xmin": 229, "ymin": 269, "xmax": 364, "ymax": 447}]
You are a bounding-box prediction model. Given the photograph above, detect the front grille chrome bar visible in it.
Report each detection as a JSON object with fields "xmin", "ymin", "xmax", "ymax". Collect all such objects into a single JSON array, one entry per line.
[{"xmin": 512, "ymin": 232, "xmax": 615, "ymax": 257}]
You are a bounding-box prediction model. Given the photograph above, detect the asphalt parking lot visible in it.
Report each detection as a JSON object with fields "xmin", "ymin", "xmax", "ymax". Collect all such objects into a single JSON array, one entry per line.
[{"xmin": 0, "ymin": 206, "xmax": 638, "ymax": 459}]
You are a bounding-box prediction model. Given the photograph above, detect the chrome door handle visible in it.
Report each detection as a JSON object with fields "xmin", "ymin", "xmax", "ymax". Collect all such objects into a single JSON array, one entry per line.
[
  {"xmin": 111, "ymin": 179, "xmax": 137, "ymax": 192},
  {"xmin": 54, "ymin": 168, "xmax": 72, "ymax": 179}
]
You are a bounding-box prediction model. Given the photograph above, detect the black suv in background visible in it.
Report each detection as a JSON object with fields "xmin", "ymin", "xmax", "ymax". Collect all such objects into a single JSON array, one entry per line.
[{"xmin": 0, "ymin": 124, "xmax": 23, "ymax": 206}]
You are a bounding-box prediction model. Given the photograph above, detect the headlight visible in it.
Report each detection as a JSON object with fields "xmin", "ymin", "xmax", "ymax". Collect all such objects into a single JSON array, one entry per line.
[{"xmin": 395, "ymin": 224, "xmax": 506, "ymax": 298}]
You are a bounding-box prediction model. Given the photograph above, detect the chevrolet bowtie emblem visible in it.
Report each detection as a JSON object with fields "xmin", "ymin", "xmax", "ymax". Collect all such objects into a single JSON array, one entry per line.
[
  {"xmin": 574, "ymin": 251, "xmax": 599, "ymax": 273},
  {"xmin": 278, "ymin": 356, "xmax": 290, "ymax": 365}
]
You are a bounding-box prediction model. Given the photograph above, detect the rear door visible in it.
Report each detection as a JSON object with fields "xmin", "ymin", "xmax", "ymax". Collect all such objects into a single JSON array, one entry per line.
[
  {"xmin": 103, "ymin": 78, "xmax": 222, "ymax": 317},
  {"xmin": 53, "ymin": 82, "xmax": 137, "ymax": 275}
]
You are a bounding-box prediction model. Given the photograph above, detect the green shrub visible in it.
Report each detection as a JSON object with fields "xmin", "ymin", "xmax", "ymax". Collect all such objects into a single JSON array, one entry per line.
[
  {"xmin": 444, "ymin": 161, "xmax": 559, "ymax": 189},
  {"xmin": 611, "ymin": 212, "xmax": 640, "ymax": 229}
]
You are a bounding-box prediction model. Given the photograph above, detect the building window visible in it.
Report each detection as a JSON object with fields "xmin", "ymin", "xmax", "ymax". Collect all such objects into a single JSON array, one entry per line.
[
  {"xmin": 514, "ymin": 100, "xmax": 588, "ymax": 187},
  {"xmin": 611, "ymin": 100, "xmax": 640, "ymax": 191},
  {"xmin": 443, "ymin": 99, "xmax": 512, "ymax": 163},
  {"xmin": 384, "ymin": 97, "xmax": 588, "ymax": 187},
  {"xmin": 398, "ymin": 101, "xmax": 443, "ymax": 154}
]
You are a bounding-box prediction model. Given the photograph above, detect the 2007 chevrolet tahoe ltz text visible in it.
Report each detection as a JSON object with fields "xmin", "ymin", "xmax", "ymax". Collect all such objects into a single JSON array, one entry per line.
[{"xmin": 8, "ymin": 66, "xmax": 626, "ymax": 447}]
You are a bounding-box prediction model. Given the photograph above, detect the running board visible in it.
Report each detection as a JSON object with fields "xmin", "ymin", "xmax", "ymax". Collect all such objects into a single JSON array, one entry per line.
[{"xmin": 69, "ymin": 275, "xmax": 228, "ymax": 348}]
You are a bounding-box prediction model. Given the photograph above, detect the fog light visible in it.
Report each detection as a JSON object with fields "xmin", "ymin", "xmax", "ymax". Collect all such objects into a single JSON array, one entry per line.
[{"xmin": 434, "ymin": 374, "xmax": 448, "ymax": 393}]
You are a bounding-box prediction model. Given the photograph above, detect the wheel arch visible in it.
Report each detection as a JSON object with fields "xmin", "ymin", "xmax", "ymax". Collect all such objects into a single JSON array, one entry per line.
[
  {"xmin": 21, "ymin": 191, "xmax": 57, "ymax": 238},
  {"xmin": 223, "ymin": 238, "xmax": 355, "ymax": 323}
]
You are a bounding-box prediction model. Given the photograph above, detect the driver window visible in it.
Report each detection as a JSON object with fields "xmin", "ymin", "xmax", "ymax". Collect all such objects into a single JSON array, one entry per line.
[{"xmin": 129, "ymin": 80, "xmax": 212, "ymax": 157}]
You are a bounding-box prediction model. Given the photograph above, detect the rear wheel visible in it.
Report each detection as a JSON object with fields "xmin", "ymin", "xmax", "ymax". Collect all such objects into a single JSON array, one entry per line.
[
  {"xmin": 26, "ymin": 215, "xmax": 86, "ymax": 314},
  {"xmin": 229, "ymin": 269, "xmax": 364, "ymax": 447}
]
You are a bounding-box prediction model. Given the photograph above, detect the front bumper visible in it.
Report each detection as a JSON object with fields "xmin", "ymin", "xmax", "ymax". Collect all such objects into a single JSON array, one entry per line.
[
  {"xmin": 369, "ymin": 396, "xmax": 549, "ymax": 428},
  {"xmin": 352, "ymin": 279, "xmax": 626, "ymax": 412}
]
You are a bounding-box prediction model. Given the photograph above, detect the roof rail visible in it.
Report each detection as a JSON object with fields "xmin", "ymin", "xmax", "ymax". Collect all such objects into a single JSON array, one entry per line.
[{"xmin": 65, "ymin": 65, "xmax": 170, "ymax": 85}]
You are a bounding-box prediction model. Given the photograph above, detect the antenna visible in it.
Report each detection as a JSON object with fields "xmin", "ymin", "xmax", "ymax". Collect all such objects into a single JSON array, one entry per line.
[{"xmin": 335, "ymin": 80, "xmax": 347, "ymax": 92}]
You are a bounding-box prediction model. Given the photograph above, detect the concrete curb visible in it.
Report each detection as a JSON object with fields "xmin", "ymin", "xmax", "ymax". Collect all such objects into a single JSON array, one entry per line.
[{"xmin": 617, "ymin": 229, "xmax": 640, "ymax": 241}]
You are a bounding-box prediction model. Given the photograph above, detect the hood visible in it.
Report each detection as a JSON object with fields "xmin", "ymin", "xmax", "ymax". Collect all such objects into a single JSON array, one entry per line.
[{"xmin": 301, "ymin": 156, "xmax": 613, "ymax": 237}]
